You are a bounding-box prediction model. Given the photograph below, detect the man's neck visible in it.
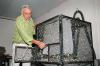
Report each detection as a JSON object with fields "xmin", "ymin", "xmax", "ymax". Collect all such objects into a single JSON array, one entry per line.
[
  {"xmin": 21, "ymin": 15, "xmax": 30, "ymax": 21},
  {"xmin": 24, "ymin": 17, "xmax": 31, "ymax": 22}
]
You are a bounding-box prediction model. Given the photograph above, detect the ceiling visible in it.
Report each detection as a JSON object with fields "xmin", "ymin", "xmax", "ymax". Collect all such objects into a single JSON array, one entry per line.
[{"xmin": 0, "ymin": 0, "xmax": 66, "ymax": 19}]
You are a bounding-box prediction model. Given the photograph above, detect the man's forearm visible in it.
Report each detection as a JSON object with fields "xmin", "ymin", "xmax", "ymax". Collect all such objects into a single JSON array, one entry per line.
[
  {"xmin": 32, "ymin": 39, "xmax": 40, "ymax": 45},
  {"xmin": 32, "ymin": 39, "xmax": 46, "ymax": 49}
]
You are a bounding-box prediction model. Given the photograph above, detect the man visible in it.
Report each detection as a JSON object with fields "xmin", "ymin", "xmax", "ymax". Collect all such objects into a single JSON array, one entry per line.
[{"xmin": 12, "ymin": 5, "xmax": 45, "ymax": 66}]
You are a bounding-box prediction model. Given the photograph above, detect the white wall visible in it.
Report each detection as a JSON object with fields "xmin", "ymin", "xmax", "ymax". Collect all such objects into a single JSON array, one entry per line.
[
  {"xmin": 35, "ymin": 0, "xmax": 100, "ymax": 59},
  {"xmin": 94, "ymin": 0, "xmax": 100, "ymax": 59},
  {"xmin": 0, "ymin": 18, "xmax": 15, "ymax": 56}
]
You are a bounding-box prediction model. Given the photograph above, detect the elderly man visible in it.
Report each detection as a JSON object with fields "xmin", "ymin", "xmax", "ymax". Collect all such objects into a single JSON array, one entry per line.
[{"xmin": 12, "ymin": 5, "xmax": 45, "ymax": 66}]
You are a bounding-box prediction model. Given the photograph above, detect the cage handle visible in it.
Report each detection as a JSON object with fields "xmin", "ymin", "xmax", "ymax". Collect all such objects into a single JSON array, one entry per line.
[{"xmin": 73, "ymin": 9, "xmax": 85, "ymax": 21}]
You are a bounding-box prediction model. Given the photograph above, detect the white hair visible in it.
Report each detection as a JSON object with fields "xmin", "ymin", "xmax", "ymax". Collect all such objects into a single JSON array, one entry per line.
[
  {"xmin": 21, "ymin": 5, "xmax": 32, "ymax": 14},
  {"xmin": 22, "ymin": 5, "xmax": 31, "ymax": 9},
  {"xmin": 21, "ymin": 5, "xmax": 32, "ymax": 10}
]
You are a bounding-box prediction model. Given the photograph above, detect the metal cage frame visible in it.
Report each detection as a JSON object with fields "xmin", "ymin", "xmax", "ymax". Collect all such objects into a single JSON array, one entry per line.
[{"xmin": 36, "ymin": 15, "xmax": 96, "ymax": 66}]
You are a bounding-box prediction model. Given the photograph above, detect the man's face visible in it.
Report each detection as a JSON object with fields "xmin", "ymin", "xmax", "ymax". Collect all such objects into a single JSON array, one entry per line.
[{"xmin": 22, "ymin": 8, "xmax": 32, "ymax": 20}]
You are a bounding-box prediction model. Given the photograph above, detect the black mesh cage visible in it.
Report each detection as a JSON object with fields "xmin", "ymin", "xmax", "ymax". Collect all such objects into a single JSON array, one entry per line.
[
  {"xmin": 36, "ymin": 15, "xmax": 95, "ymax": 65},
  {"xmin": 14, "ymin": 15, "xmax": 95, "ymax": 66}
]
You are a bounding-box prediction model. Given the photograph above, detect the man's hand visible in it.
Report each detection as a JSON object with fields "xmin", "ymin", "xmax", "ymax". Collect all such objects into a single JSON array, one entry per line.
[
  {"xmin": 37, "ymin": 41, "xmax": 46, "ymax": 49},
  {"xmin": 32, "ymin": 40, "xmax": 46, "ymax": 49}
]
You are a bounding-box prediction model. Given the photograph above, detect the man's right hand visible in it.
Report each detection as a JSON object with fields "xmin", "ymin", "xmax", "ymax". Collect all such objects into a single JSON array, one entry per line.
[
  {"xmin": 37, "ymin": 41, "xmax": 46, "ymax": 49},
  {"xmin": 32, "ymin": 40, "xmax": 46, "ymax": 49}
]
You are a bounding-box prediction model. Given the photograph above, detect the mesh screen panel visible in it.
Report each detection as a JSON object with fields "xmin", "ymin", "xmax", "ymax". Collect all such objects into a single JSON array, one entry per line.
[
  {"xmin": 14, "ymin": 46, "xmax": 33, "ymax": 62},
  {"xmin": 36, "ymin": 17, "xmax": 59, "ymax": 44},
  {"xmin": 14, "ymin": 46, "xmax": 42, "ymax": 63}
]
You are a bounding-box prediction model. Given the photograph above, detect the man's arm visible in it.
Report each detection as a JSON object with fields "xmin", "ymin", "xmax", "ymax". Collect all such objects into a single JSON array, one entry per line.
[
  {"xmin": 16, "ymin": 21, "xmax": 33, "ymax": 46},
  {"xmin": 16, "ymin": 19, "xmax": 45, "ymax": 48},
  {"xmin": 32, "ymin": 40, "xmax": 45, "ymax": 49}
]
